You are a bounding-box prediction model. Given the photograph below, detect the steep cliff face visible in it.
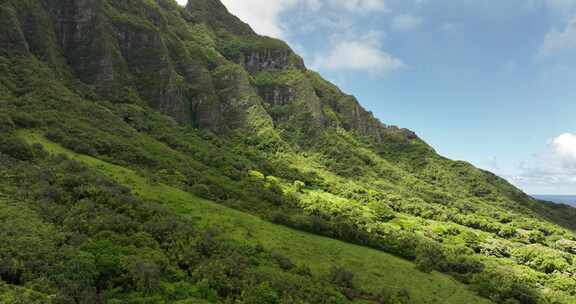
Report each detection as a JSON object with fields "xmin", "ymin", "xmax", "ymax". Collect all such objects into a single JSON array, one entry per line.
[
  {"xmin": 242, "ymin": 47, "xmax": 305, "ymax": 74},
  {"xmin": 49, "ymin": 0, "xmax": 118, "ymax": 92},
  {"xmin": 212, "ymin": 64, "xmax": 275, "ymax": 132},
  {"xmin": 182, "ymin": 1, "xmax": 413, "ymax": 143},
  {"xmin": 0, "ymin": 0, "xmax": 415, "ymax": 145},
  {"xmin": 52, "ymin": 0, "xmax": 100, "ymax": 55}
]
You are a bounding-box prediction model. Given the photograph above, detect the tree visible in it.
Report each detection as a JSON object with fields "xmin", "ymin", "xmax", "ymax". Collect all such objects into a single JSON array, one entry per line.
[
  {"xmin": 329, "ymin": 266, "xmax": 355, "ymax": 289},
  {"xmin": 248, "ymin": 170, "xmax": 266, "ymax": 183},
  {"xmin": 123, "ymin": 256, "xmax": 161, "ymax": 292},
  {"xmin": 415, "ymin": 241, "xmax": 446, "ymax": 273},
  {"xmin": 0, "ymin": 136, "xmax": 34, "ymax": 160},
  {"xmin": 240, "ymin": 282, "xmax": 279, "ymax": 304}
]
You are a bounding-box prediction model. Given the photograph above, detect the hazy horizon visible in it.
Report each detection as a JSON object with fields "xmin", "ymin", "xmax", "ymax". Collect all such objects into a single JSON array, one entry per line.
[{"xmin": 532, "ymin": 194, "xmax": 576, "ymax": 206}]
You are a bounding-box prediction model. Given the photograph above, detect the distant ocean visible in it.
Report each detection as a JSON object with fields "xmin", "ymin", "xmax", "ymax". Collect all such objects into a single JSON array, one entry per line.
[{"xmin": 532, "ymin": 195, "xmax": 576, "ymax": 207}]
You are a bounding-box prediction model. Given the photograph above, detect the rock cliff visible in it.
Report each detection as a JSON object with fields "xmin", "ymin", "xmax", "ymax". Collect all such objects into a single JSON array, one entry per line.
[{"xmin": 1, "ymin": 0, "xmax": 418, "ymax": 143}]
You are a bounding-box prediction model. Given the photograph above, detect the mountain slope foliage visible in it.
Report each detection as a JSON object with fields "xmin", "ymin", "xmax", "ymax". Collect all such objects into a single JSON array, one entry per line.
[{"xmin": 0, "ymin": 0, "xmax": 575, "ymax": 303}]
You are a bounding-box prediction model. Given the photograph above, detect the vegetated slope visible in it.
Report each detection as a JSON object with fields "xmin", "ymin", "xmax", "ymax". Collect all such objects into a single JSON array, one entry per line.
[
  {"xmin": 0, "ymin": 0, "xmax": 575, "ymax": 303},
  {"xmin": 17, "ymin": 131, "xmax": 489, "ymax": 304}
]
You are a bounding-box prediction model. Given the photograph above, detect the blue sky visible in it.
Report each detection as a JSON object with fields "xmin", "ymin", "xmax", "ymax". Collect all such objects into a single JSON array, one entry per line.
[{"xmin": 179, "ymin": 0, "xmax": 576, "ymax": 195}]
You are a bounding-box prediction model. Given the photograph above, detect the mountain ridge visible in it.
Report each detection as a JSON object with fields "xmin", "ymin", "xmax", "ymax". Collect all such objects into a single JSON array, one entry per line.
[{"xmin": 0, "ymin": 0, "xmax": 575, "ymax": 303}]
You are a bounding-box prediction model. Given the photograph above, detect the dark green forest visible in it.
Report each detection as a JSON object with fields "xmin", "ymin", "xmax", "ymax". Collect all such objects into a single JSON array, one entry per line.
[{"xmin": 0, "ymin": 0, "xmax": 575, "ymax": 303}]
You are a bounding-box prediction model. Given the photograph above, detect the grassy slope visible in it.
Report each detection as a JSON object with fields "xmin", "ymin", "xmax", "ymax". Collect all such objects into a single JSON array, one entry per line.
[{"xmin": 20, "ymin": 131, "xmax": 492, "ymax": 304}]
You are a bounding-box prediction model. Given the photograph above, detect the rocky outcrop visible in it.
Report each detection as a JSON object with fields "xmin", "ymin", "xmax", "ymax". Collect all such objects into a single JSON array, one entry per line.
[
  {"xmin": 47, "ymin": 0, "xmax": 130, "ymax": 98},
  {"xmin": 0, "ymin": 0, "xmax": 417, "ymax": 142},
  {"xmin": 254, "ymin": 69, "xmax": 325, "ymax": 128},
  {"xmin": 242, "ymin": 48, "xmax": 305, "ymax": 74},
  {"xmin": 188, "ymin": 67, "xmax": 225, "ymax": 131},
  {"xmin": 258, "ymin": 85, "xmax": 296, "ymax": 106},
  {"xmin": 116, "ymin": 25, "xmax": 189, "ymax": 123},
  {"xmin": 52, "ymin": 0, "xmax": 99, "ymax": 54},
  {"xmin": 333, "ymin": 95, "xmax": 417, "ymax": 141},
  {"xmin": 47, "ymin": 0, "xmax": 191, "ymax": 124},
  {"xmin": 212, "ymin": 64, "xmax": 275, "ymax": 132}
]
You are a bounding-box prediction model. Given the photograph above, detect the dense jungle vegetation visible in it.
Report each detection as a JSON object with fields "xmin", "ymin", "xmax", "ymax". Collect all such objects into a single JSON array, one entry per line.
[{"xmin": 0, "ymin": 0, "xmax": 575, "ymax": 303}]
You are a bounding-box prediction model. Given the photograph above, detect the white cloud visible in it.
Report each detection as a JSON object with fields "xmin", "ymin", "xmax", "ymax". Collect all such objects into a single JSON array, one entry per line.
[
  {"xmin": 391, "ymin": 14, "xmax": 422, "ymax": 31},
  {"xmin": 313, "ymin": 31, "xmax": 405, "ymax": 75},
  {"xmin": 508, "ymin": 133, "xmax": 576, "ymax": 193},
  {"xmin": 552, "ymin": 133, "xmax": 576, "ymax": 161},
  {"xmin": 537, "ymin": 15, "xmax": 576, "ymax": 59},
  {"xmin": 212, "ymin": 0, "xmax": 386, "ymax": 39},
  {"xmin": 209, "ymin": 0, "xmax": 323, "ymax": 38},
  {"xmin": 218, "ymin": 0, "xmax": 303, "ymax": 38},
  {"xmin": 185, "ymin": 0, "xmax": 399, "ymax": 75}
]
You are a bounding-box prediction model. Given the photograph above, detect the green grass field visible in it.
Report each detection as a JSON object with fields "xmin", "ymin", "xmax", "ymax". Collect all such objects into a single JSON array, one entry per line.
[{"xmin": 21, "ymin": 131, "xmax": 492, "ymax": 304}]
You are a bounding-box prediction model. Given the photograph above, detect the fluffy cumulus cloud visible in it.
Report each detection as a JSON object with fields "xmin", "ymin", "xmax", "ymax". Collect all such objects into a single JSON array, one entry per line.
[
  {"xmin": 552, "ymin": 133, "xmax": 576, "ymax": 163},
  {"xmin": 217, "ymin": 0, "xmax": 299, "ymax": 38},
  {"xmin": 508, "ymin": 133, "xmax": 576, "ymax": 193},
  {"xmin": 391, "ymin": 14, "xmax": 422, "ymax": 31},
  {"xmin": 181, "ymin": 0, "xmax": 403, "ymax": 75},
  {"xmin": 313, "ymin": 31, "xmax": 404, "ymax": 75}
]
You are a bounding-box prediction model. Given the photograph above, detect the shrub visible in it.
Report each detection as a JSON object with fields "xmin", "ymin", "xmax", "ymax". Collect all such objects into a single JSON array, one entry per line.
[
  {"xmin": 415, "ymin": 241, "xmax": 446, "ymax": 273},
  {"xmin": 239, "ymin": 282, "xmax": 279, "ymax": 304},
  {"xmin": 122, "ymin": 256, "xmax": 162, "ymax": 292},
  {"xmin": 471, "ymin": 269, "xmax": 540, "ymax": 304},
  {"xmin": 271, "ymin": 252, "xmax": 294, "ymax": 271},
  {"xmin": 45, "ymin": 129, "xmax": 66, "ymax": 142},
  {"xmin": 0, "ymin": 135, "xmax": 34, "ymax": 160},
  {"xmin": 329, "ymin": 266, "xmax": 355, "ymax": 289},
  {"xmin": 190, "ymin": 183, "xmax": 211, "ymax": 198},
  {"xmin": 396, "ymin": 289, "xmax": 411, "ymax": 304},
  {"xmin": 266, "ymin": 175, "xmax": 279, "ymax": 185},
  {"xmin": 248, "ymin": 170, "xmax": 266, "ymax": 182},
  {"xmin": 11, "ymin": 112, "xmax": 40, "ymax": 128},
  {"xmin": 293, "ymin": 180, "xmax": 305, "ymax": 192},
  {"xmin": 445, "ymin": 255, "xmax": 485, "ymax": 274}
]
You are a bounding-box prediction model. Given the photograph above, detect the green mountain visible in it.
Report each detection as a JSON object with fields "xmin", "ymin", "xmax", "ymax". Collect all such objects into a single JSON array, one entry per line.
[{"xmin": 0, "ymin": 0, "xmax": 575, "ymax": 303}]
